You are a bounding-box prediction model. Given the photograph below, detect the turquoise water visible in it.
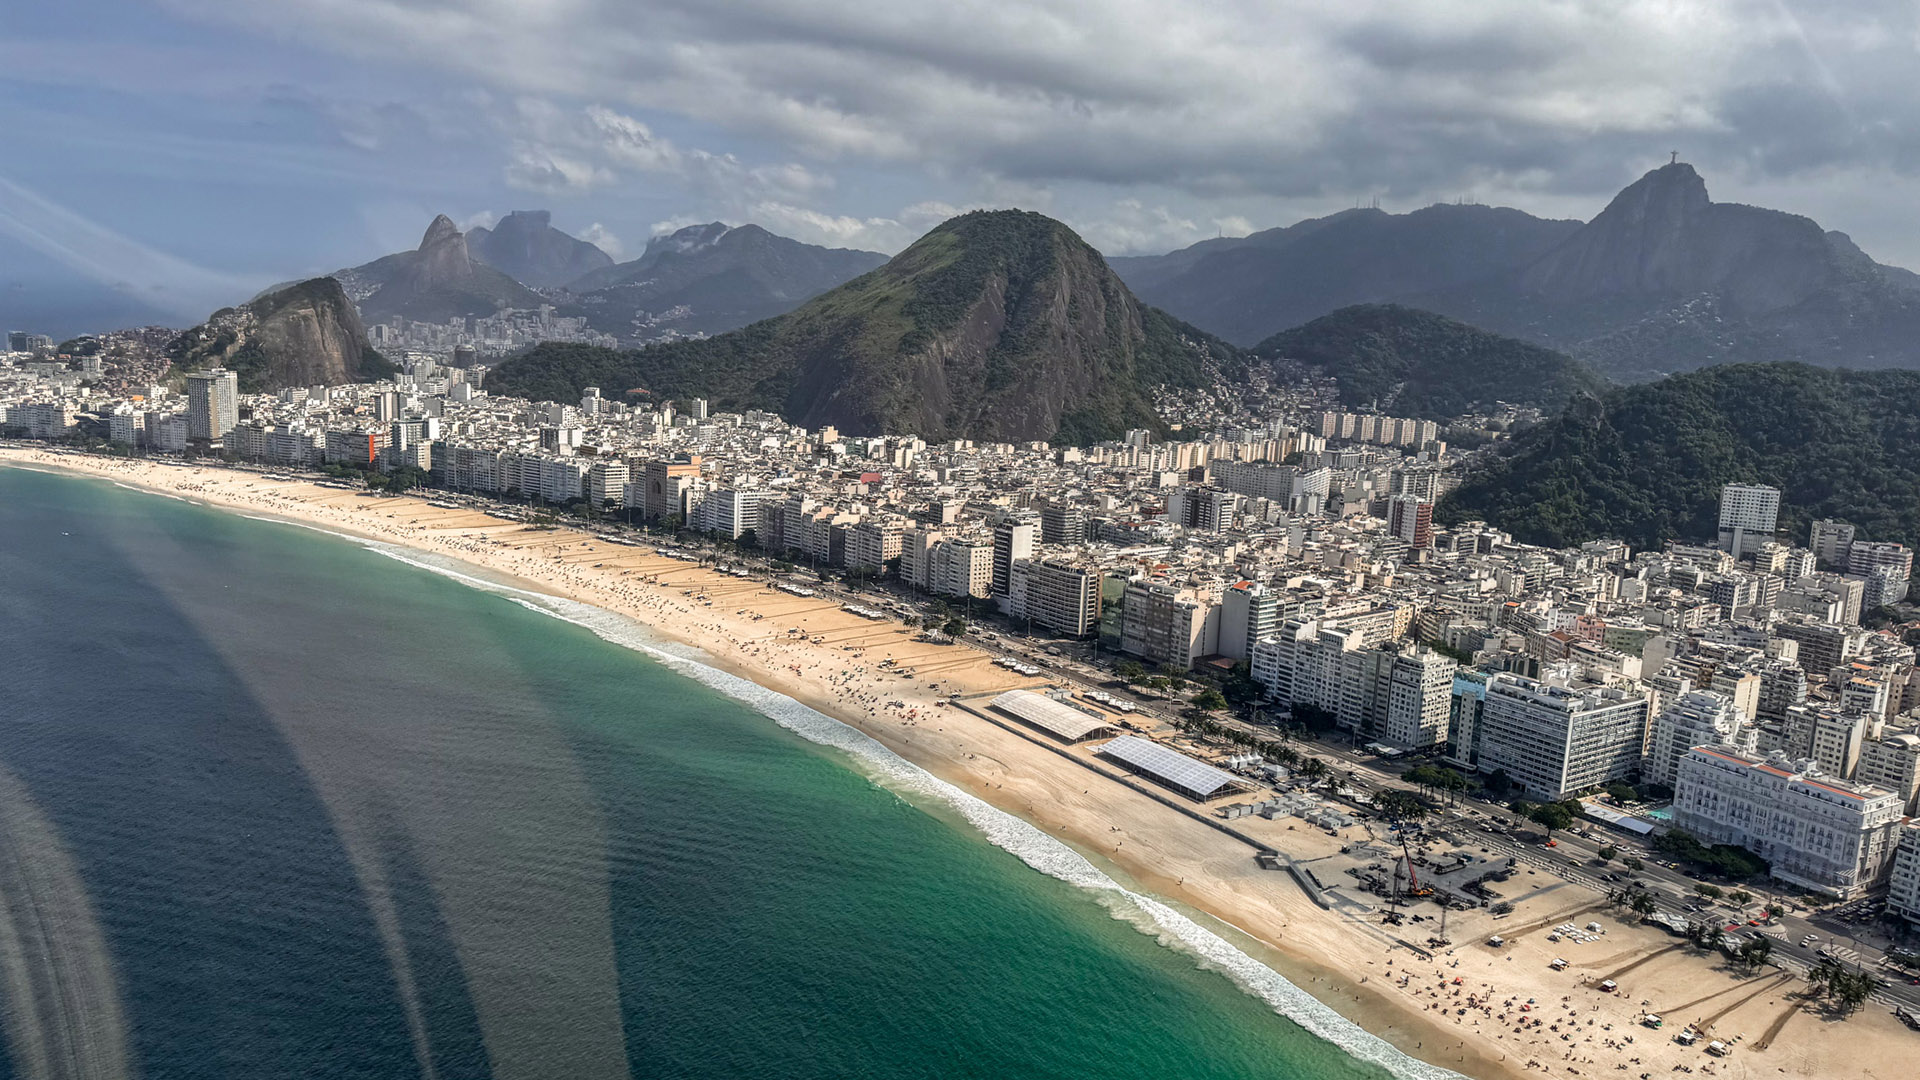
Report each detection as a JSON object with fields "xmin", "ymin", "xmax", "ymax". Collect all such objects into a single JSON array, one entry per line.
[{"xmin": 0, "ymin": 465, "xmax": 1430, "ymax": 1080}]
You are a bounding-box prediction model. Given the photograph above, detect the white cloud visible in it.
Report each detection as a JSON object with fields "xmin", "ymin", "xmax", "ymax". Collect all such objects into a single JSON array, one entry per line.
[
  {"xmin": 161, "ymin": 0, "xmax": 1920, "ymax": 263},
  {"xmin": 578, "ymin": 221, "xmax": 625, "ymax": 258},
  {"xmin": 503, "ymin": 143, "xmax": 615, "ymax": 194}
]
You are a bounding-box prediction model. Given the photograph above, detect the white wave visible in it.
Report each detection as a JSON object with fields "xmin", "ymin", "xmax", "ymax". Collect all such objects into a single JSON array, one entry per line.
[{"xmin": 233, "ymin": 521, "xmax": 1462, "ymax": 1080}]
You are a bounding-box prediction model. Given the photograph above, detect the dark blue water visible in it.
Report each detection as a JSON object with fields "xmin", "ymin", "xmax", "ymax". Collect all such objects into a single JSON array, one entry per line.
[{"xmin": 0, "ymin": 466, "xmax": 1404, "ymax": 1080}]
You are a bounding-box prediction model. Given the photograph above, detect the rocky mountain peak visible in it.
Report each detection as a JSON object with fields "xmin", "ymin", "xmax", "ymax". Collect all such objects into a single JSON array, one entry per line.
[{"xmin": 420, "ymin": 214, "xmax": 465, "ymax": 252}]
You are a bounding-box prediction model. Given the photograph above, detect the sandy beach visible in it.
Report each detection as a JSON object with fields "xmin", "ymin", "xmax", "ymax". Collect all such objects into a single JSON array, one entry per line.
[{"xmin": 8, "ymin": 447, "xmax": 1913, "ymax": 1080}]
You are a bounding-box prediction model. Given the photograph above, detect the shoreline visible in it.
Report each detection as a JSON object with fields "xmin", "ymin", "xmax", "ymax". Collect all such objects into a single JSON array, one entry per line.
[{"xmin": 8, "ymin": 448, "xmax": 1910, "ymax": 1080}]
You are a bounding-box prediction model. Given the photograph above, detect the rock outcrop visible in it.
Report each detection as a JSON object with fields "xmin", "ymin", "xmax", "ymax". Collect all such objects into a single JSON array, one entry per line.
[
  {"xmin": 467, "ymin": 210, "xmax": 613, "ymax": 288},
  {"xmin": 167, "ymin": 277, "xmax": 395, "ymax": 391}
]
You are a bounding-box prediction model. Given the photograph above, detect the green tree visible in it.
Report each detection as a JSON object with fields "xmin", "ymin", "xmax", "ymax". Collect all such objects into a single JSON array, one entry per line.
[
  {"xmin": 1695, "ymin": 883, "xmax": 1724, "ymax": 900},
  {"xmin": 1729, "ymin": 889, "xmax": 1753, "ymax": 906},
  {"xmin": 1527, "ymin": 802, "xmax": 1575, "ymax": 838},
  {"xmin": 942, "ymin": 618, "xmax": 969, "ymax": 637},
  {"xmin": 1190, "ymin": 688, "xmax": 1228, "ymax": 711},
  {"xmin": 1735, "ymin": 936, "xmax": 1773, "ymax": 973},
  {"xmin": 1630, "ymin": 892, "xmax": 1657, "ymax": 916},
  {"xmin": 1115, "ymin": 660, "xmax": 1147, "ymax": 683},
  {"xmin": 1374, "ymin": 789, "xmax": 1429, "ymax": 825},
  {"xmin": 1623, "ymin": 856, "xmax": 1645, "ymax": 872},
  {"xmin": 1598, "ymin": 845, "xmax": 1619, "ymax": 862}
]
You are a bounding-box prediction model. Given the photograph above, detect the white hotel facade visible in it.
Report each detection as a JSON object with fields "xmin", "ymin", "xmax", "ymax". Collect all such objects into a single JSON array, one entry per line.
[{"xmin": 1673, "ymin": 745, "xmax": 1907, "ymax": 899}]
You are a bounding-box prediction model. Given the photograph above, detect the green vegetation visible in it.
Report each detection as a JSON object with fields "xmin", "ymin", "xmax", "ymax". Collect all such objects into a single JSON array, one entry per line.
[
  {"xmin": 1654, "ymin": 829, "xmax": 1770, "ymax": 879},
  {"xmin": 487, "ymin": 210, "xmax": 1242, "ymax": 444},
  {"xmin": 1372, "ymin": 789, "xmax": 1429, "ymax": 824},
  {"xmin": 1525, "ymin": 801, "xmax": 1578, "ymax": 838},
  {"xmin": 1253, "ymin": 304, "xmax": 1603, "ymax": 419},
  {"xmin": 1806, "ymin": 958, "xmax": 1880, "ymax": 1016},
  {"xmin": 1441, "ymin": 363, "xmax": 1920, "ymax": 551},
  {"xmin": 1401, "ymin": 764, "xmax": 1471, "ymax": 804},
  {"xmin": 1189, "ymin": 688, "xmax": 1229, "ymax": 711},
  {"xmin": 1732, "ymin": 934, "xmax": 1773, "ymax": 973}
]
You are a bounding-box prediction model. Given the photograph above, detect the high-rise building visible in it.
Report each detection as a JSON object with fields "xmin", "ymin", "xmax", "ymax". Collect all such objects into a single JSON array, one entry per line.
[
  {"xmin": 1040, "ymin": 504, "xmax": 1087, "ymax": 546},
  {"xmin": 1643, "ymin": 689, "xmax": 1746, "ymax": 788},
  {"xmin": 1717, "ymin": 483, "xmax": 1780, "ymax": 559},
  {"xmin": 1673, "ymin": 746, "xmax": 1905, "ymax": 899},
  {"xmin": 1388, "ymin": 495, "xmax": 1434, "ymax": 549},
  {"xmin": 587, "ymin": 459, "xmax": 629, "ymax": 510},
  {"xmin": 1474, "ymin": 669, "xmax": 1650, "ymax": 801},
  {"xmin": 643, "ymin": 456, "xmax": 702, "ymax": 521},
  {"xmin": 991, "ymin": 512, "xmax": 1038, "ymax": 597},
  {"xmin": 1889, "ymin": 822, "xmax": 1920, "ymax": 928},
  {"xmin": 1218, "ymin": 580, "xmax": 1280, "ymax": 661},
  {"xmin": 1120, "ymin": 581, "xmax": 1218, "ymax": 671},
  {"xmin": 1857, "ymin": 732, "xmax": 1920, "ymax": 814},
  {"xmin": 185, "ymin": 369, "xmax": 239, "ymax": 443},
  {"xmin": 1809, "ymin": 519, "xmax": 1856, "ymax": 569},
  {"xmin": 1007, "ymin": 559, "xmax": 1101, "ymax": 638}
]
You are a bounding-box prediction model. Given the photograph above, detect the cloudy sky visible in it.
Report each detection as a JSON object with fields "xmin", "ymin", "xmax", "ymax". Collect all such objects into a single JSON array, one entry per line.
[{"xmin": 5, "ymin": 0, "xmax": 1920, "ymax": 327}]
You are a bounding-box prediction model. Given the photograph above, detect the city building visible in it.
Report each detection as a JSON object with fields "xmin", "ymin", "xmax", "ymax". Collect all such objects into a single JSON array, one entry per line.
[
  {"xmin": 1889, "ymin": 822, "xmax": 1920, "ymax": 928},
  {"xmin": 1473, "ymin": 670, "xmax": 1650, "ymax": 801},
  {"xmin": 991, "ymin": 512, "xmax": 1038, "ymax": 598},
  {"xmin": 1672, "ymin": 745, "xmax": 1906, "ymax": 899},
  {"xmin": 1717, "ymin": 483, "xmax": 1780, "ymax": 560},
  {"xmin": 1643, "ymin": 689, "xmax": 1746, "ymax": 788},
  {"xmin": 185, "ymin": 369, "xmax": 239, "ymax": 443},
  {"xmin": 1007, "ymin": 559, "xmax": 1101, "ymax": 638},
  {"xmin": 1120, "ymin": 581, "xmax": 1218, "ymax": 671}
]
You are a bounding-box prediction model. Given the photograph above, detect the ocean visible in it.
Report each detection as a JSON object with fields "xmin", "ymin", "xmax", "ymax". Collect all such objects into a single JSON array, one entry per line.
[{"xmin": 0, "ymin": 465, "xmax": 1433, "ymax": 1080}]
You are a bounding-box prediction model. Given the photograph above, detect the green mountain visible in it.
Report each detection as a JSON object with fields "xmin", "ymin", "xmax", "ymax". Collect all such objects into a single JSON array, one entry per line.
[
  {"xmin": 1252, "ymin": 304, "xmax": 1603, "ymax": 419},
  {"xmin": 167, "ymin": 277, "xmax": 395, "ymax": 392},
  {"xmin": 1108, "ymin": 203, "xmax": 1581, "ymax": 346},
  {"xmin": 487, "ymin": 210, "xmax": 1242, "ymax": 443},
  {"xmin": 1439, "ymin": 363, "xmax": 1920, "ymax": 550}
]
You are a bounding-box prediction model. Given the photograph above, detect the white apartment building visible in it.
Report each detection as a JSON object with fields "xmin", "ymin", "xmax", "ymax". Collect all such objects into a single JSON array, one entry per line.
[
  {"xmin": 847, "ymin": 518, "xmax": 905, "ymax": 575},
  {"xmin": 1120, "ymin": 581, "xmax": 1218, "ymax": 671},
  {"xmin": 932, "ymin": 539, "xmax": 994, "ymax": 600},
  {"xmin": 1889, "ymin": 822, "xmax": 1920, "ymax": 928},
  {"xmin": 1474, "ymin": 670, "xmax": 1650, "ymax": 801},
  {"xmin": 1717, "ymin": 483, "xmax": 1780, "ymax": 560},
  {"xmin": 1249, "ymin": 619, "xmax": 1454, "ymax": 748},
  {"xmin": 1643, "ymin": 689, "xmax": 1747, "ymax": 788},
  {"xmin": 1809, "ymin": 519, "xmax": 1856, "ymax": 568},
  {"xmin": 587, "ymin": 459, "xmax": 629, "ymax": 510},
  {"xmin": 1673, "ymin": 745, "xmax": 1906, "ymax": 899},
  {"xmin": 1007, "ymin": 558, "xmax": 1101, "ymax": 638},
  {"xmin": 1218, "ymin": 580, "xmax": 1281, "ymax": 661},
  {"xmin": 691, "ymin": 487, "xmax": 775, "ymax": 539},
  {"xmin": 144, "ymin": 412, "xmax": 189, "ymax": 453},
  {"xmin": 991, "ymin": 513, "xmax": 1037, "ymax": 598},
  {"xmin": 5, "ymin": 401, "xmax": 77, "ymax": 439},
  {"xmin": 1856, "ymin": 731, "xmax": 1920, "ymax": 814}
]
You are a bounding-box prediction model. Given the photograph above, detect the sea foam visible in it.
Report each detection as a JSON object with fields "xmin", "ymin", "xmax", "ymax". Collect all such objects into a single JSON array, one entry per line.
[{"xmin": 270, "ymin": 529, "xmax": 1463, "ymax": 1080}]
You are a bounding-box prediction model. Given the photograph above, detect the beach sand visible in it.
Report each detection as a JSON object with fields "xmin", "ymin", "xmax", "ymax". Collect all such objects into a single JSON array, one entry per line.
[{"xmin": 8, "ymin": 448, "xmax": 1913, "ymax": 1080}]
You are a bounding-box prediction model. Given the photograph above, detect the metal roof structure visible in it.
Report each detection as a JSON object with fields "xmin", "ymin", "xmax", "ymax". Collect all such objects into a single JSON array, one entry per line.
[
  {"xmin": 990, "ymin": 690, "xmax": 1117, "ymax": 743},
  {"xmin": 1097, "ymin": 735, "xmax": 1249, "ymax": 800}
]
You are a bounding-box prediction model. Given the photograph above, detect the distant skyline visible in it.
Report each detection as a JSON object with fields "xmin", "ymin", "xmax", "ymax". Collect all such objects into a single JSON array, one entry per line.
[{"xmin": 6, "ymin": 0, "xmax": 1920, "ymax": 329}]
